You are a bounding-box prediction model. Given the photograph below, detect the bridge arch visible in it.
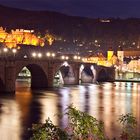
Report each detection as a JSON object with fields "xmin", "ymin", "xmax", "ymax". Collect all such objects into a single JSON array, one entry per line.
[
  {"xmin": 80, "ymin": 65, "xmax": 95, "ymax": 83},
  {"xmin": 97, "ymin": 68, "xmax": 108, "ymax": 82},
  {"xmin": 53, "ymin": 61, "xmax": 75, "ymax": 85},
  {"xmin": 16, "ymin": 63, "xmax": 48, "ymax": 89}
]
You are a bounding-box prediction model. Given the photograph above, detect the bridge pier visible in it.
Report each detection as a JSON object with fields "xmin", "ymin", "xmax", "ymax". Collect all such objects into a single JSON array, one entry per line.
[
  {"xmin": 47, "ymin": 62, "xmax": 55, "ymax": 88},
  {"xmin": 4, "ymin": 62, "xmax": 16, "ymax": 93},
  {"xmin": 74, "ymin": 65, "xmax": 80, "ymax": 85}
]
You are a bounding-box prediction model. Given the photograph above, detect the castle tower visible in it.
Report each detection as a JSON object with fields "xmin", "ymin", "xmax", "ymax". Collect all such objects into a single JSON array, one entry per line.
[
  {"xmin": 117, "ymin": 46, "xmax": 124, "ymax": 63},
  {"xmin": 107, "ymin": 47, "xmax": 114, "ymax": 61}
]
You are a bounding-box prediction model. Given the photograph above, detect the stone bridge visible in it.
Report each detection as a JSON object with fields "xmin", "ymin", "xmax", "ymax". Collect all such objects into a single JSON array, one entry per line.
[{"xmin": 0, "ymin": 59, "xmax": 115, "ymax": 93}]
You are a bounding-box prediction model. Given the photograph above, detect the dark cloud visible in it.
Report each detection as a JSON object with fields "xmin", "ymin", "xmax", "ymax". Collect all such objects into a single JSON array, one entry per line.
[{"xmin": 0, "ymin": 0, "xmax": 140, "ymax": 18}]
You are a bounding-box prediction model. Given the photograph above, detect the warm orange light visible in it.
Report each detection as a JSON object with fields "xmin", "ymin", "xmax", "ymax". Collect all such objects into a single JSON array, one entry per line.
[
  {"xmin": 0, "ymin": 27, "xmax": 45, "ymax": 48},
  {"xmin": 45, "ymin": 33, "xmax": 55, "ymax": 46}
]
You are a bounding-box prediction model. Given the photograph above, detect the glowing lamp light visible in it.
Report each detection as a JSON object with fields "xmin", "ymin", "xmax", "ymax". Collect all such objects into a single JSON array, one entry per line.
[
  {"xmin": 17, "ymin": 46, "xmax": 21, "ymax": 50},
  {"xmin": 74, "ymin": 55, "xmax": 78, "ymax": 59},
  {"xmin": 82, "ymin": 58, "xmax": 87, "ymax": 62},
  {"xmin": 61, "ymin": 56, "xmax": 65, "ymax": 59},
  {"xmin": 95, "ymin": 40, "xmax": 98, "ymax": 43},
  {"xmin": 78, "ymin": 56, "xmax": 81, "ymax": 60},
  {"xmin": 52, "ymin": 53, "xmax": 55, "ymax": 57},
  {"xmin": 12, "ymin": 48, "xmax": 17, "ymax": 53},
  {"xmin": 132, "ymin": 42, "xmax": 136, "ymax": 45},
  {"xmin": 38, "ymin": 53, "xmax": 42, "ymax": 58},
  {"xmin": 32, "ymin": 52, "xmax": 37, "ymax": 57},
  {"xmin": 82, "ymin": 58, "xmax": 85, "ymax": 61},
  {"xmin": 48, "ymin": 37, "xmax": 53, "ymax": 45},
  {"xmin": 46, "ymin": 52, "xmax": 51, "ymax": 57},
  {"xmin": 65, "ymin": 56, "xmax": 69, "ymax": 60},
  {"xmin": 3, "ymin": 47, "xmax": 8, "ymax": 53}
]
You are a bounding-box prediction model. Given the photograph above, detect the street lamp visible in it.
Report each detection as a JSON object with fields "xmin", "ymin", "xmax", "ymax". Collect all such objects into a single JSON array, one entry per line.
[
  {"xmin": 32, "ymin": 52, "xmax": 37, "ymax": 58},
  {"xmin": 65, "ymin": 56, "xmax": 69, "ymax": 60},
  {"xmin": 52, "ymin": 53, "xmax": 55, "ymax": 57},
  {"xmin": 12, "ymin": 48, "xmax": 17, "ymax": 60},
  {"xmin": 12, "ymin": 48, "xmax": 17, "ymax": 57},
  {"xmin": 61, "ymin": 56, "xmax": 65, "ymax": 60},
  {"xmin": 82, "ymin": 58, "xmax": 85, "ymax": 61},
  {"xmin": 74, "ymin": 55, "xmax": 78, "ymax": 59},
  {"xmin": 74, "ymin": 55, "xmax": 80, "ymax": 60},
  {"xmin": 3, "ymin": 47, "xmax": 8, "ymax": 59},
  {"xmin": 95, "ymin": 40, "xmax": 98, "ymax": 43},
  {"xmin": 46, "ymin": 52, "xmax": 51, "ymax": 57},
  {"xmin": 77, "ymin": 56, "xmax": 81, "ymax": 60},
  {"xmin": 12, "ymin": 48, "xmax": 17, "ymax": 54},
  {"xmin": 3, "ymin": 47, "xmax": 8, "ymax": 53},
  {"xmin": 38, "ymin": 53, "xmax": 42, "ymax": 58}
]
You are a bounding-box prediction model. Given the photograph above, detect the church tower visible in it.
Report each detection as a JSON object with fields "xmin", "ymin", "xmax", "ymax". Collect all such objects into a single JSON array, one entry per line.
[
  {"xmin": 107, "ymin": 47, "xmax": 114, "ymax": 61},
  {"xmin": 117, "ymin": 46, "xmax": 124, "ymax": 63}
]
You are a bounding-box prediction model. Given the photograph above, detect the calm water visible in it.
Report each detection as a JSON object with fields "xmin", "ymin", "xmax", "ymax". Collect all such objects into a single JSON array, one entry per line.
[{"xmin": 0, "ymin": 81, "xmax": 140, "ymax": 140}]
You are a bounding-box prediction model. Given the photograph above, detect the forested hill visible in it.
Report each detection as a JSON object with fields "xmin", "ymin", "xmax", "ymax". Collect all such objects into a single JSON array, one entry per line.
[{"xmin": 0, "ymin": 4, "xmax": 140, "ymax": 42}]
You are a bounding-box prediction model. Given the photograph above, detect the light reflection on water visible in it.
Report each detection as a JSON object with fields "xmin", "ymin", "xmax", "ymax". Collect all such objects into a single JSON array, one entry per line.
[{"xmin": 0, "ymin": 81, "xmax": 140, "ymax": 140}]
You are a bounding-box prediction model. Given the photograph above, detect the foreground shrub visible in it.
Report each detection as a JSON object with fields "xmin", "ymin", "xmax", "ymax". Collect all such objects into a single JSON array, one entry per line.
[
  {"xmin": 67, "ymin": 106, "xmax": 106, "ymax": 140},
  {"xmin": 118, "ymin": 113, "xmax": 137, "ymax": 140},
  {"xmin": 30, "ymin": 106, "xmax": 139, "ymax": 140},
  {"xmin": 30, "ymin": 118, "xmax": 68, "ymax": 140}
]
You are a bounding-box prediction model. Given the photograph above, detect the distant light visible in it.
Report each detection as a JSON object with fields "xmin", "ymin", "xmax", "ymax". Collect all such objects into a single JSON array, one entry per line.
[
  {"xmin": 61, "ymin": 56, "xmax": 65, "ymax": 59},
  {"xmin": 95, "ymin": 40, "xmax": 98, "ymax": 43},
  {"xmin": 82, "ymin": 58, "xmax": 85, "ymax": 61},
  {"xmin": 3, "ymin": 48, "xmax": 8, "ymax": 53},
  {"xmin": 77, "ymin": 56, "xmax": 81, "ymax": 60},
  {"xmin": 132, "ymin": 42, "xmax": 136, "ymax": 45},
  {"xmin": 52, "ymin": 53, "xmax": 55, "ymax": 57},
  {"xmin": 74, "ymin": 55, "xmax": 78, "ymax": 59},
  {"xmin": 88, "ymin": 50, "xmax": 92, "ymax": 53},
  {"xmin": 12, "ymin": 48, "xmax": 17, "ymax": 53},
  {"xmin": 82, "ymin": 58, "xmax": 87, "ymax": 62},
  {"xmin": 32, "ymin": 52, "xmax": 37, "ymax": 57},
  {"xmin": 38, "ymin": 53, "xmax": 42, "ymax": 58},
  {"xmin": 65, "ymin": 56, "xmax": 69, "ymax": 60},
  {"xmin": 17, "ymin": 46, "xmax": 21, "ymax": 50},
  {"xmin": 78, "ymin": 44, "xmax": 83, "ymax": 47},
  {"xmin": 46, "ymin": 52, "xmax": 51, "ymax": 57},
  {"xmin": 100, "ymin": 19, "xmax": 110, "ymax": 23}
]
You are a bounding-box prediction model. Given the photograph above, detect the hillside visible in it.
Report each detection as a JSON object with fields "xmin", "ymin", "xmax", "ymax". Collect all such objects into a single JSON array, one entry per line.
[{"xmin": 1, "ymin": 4, "xmax": 140, "ymax": 53}]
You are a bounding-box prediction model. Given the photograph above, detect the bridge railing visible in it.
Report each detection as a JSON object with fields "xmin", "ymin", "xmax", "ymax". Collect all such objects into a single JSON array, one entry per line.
[{"xmin": 0, "ymin": 47, "xmax": 91, "ymax": 64}]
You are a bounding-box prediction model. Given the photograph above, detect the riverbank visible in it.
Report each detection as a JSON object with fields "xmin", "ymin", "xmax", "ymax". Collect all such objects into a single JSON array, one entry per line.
[{"xmin": 115, "ymin": 79, "xmax": 140, "ymax": 83}]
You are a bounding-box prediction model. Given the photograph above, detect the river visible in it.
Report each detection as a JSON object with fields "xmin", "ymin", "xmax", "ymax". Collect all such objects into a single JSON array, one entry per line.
[{"xmin": 0, "ymin": 81, "xmax": 140, "ymax": 140}]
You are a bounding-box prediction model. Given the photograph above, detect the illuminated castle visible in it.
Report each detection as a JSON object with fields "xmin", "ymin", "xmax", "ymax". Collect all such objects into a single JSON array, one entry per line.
[
  {"xmin": 0, "ymin": 27, "xmax": 45, "ymax": 48},
  {"xmin": 0, "ymin": 27, "xmax": 8, "ymax": 42}
]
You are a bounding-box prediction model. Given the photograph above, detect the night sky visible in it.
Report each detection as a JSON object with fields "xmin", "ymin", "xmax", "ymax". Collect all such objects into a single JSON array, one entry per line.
[{"xmin": 0, "ymin": 0, "xmax": 140, "ymax": 18}]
